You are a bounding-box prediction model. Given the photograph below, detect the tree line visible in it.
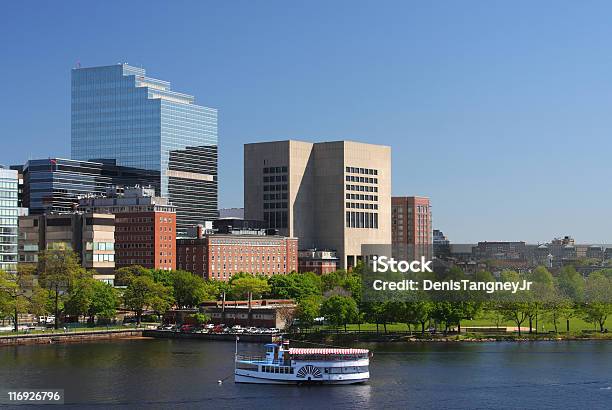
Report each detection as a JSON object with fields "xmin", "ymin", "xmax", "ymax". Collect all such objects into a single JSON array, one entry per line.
[{"xmin": 1, "ymin": 249, "xmax": 610, "ymax": 334}]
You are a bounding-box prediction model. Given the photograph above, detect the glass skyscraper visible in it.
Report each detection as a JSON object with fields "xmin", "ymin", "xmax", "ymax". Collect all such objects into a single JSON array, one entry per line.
[
  {"xmin": 71, "ymin": 64, "xmax": 218, "ymax": 234},
  {"xmin": 0, "ymin": 167, "xmax": 18, "ymax": 272},
  {"xmin": 23, "ymin": 158, "xmax": 160, "ymax": 214}
]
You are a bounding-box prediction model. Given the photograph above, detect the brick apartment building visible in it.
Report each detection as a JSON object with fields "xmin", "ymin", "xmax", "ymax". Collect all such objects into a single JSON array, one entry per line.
[
  {"xmin": 177, "ymin": 222, "xmax": 297, "ymax": 281},
  {"xmin": 78, "ymin": 186, "xmax": 177, "ymax": 270},
  {"xmin": 391, "ymin": 196, "xmax": 432, "ymax": 260},
  {"xmin": 298, "ymin": 249, "xmax": 338, "ymax": 275}
]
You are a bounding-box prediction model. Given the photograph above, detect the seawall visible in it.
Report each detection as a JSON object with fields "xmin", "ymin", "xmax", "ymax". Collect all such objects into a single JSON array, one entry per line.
[
  {"xmin": 0, "ymin": 329, "xmax": 144, "ymax": 347},
  {"xmin": 143, "ymin": 330, "xmax": 279, "ymax": 342}
]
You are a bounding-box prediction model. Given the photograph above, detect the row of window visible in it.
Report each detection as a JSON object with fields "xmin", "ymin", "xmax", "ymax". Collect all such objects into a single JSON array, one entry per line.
[
  {"xmin": 263, "ymin": 175, "xmax": 287, "ymax": 182},
  {"xmin": 264, "ymin": 184, "xmax": 288, "ymax": 192},
  {"xmin": 263, "ymin": 166, "xmax": 288, "ymax": 174},
  {"xmin": 346, "ymin": 212, "xmax": 379, "ymax": 229},
  {"xmin": 324, "ymin": 366, "xmax": 369, "ymax": 374},
  {"xmin": 346, "ymin": 166, "xmax": 377, "ymax": 175},
  {"xmin": 346, "ymin": 184, "xmax": 378, "ymax": 193},
  {"xmin": 86, "ymin": 253, "xmax": 115, "ymax": 262},
  {"xmin": 346, "ymin": 193, "xmax": 378, "ymax": 201},
  {"xmin": 346, "ymin": 175, "xmax": 378, "ymax": 184},
  {"xmin": 0, "ymin": 191, "xmax": 17, "ymax": 199},
  {"xmin": 85, "ymin": 241, "xmax": 114, "ymax": 251},
  {"xmin": 264, "ymin": 193, "xmax": 287, "ymax": 200},
  {"xmin": 264, "ymin": 202, "xmax": 288, "ymax": 209},
  {"xmin": 347, "ymin": 202, "xmax": 378, "ymax": 210},
  {"xmin": 0, "ymin": 182, "xmax": 18, "ymax": 189},
  {"xmin": 261, "ymin": 366, "xmax": 293, "ymax": 374}
]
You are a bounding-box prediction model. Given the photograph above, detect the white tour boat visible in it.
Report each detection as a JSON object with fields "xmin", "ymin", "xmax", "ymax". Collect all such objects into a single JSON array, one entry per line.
[{"xmin": 234, "ymin": 340, "xmax": 370, "ymax": 384}]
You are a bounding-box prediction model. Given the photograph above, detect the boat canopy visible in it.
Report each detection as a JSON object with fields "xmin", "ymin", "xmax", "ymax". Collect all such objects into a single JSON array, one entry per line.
[{"xmin": 289, "ymin": 348, "xmax": 369, "ymax": 355}]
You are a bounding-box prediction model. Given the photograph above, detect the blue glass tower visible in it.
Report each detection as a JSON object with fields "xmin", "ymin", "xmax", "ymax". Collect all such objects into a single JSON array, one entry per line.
[{"xmin": 71, "ymin": 64, "xmax": 218, "ymax": 234}]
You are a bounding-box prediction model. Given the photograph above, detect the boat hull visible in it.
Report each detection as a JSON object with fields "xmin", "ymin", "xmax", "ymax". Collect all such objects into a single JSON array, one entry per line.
[{"xmin": 235, "ymin": 373, "xmax": 369, "ymax": 385}]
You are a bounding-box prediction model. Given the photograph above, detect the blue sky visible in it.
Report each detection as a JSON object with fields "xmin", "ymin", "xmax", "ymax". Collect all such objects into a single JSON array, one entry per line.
[{"xmin": 2, "ymin": 1, "xmax": 612, "ymax": 243}]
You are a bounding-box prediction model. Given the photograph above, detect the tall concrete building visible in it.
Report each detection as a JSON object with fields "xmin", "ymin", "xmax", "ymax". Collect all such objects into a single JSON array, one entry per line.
[
  {"xmin": 71, "ymin": 64, "xmax": 218, "ymax": 234},
  {"xmin": 244, "ymin": 140, "xmax": 391, "ymax": 269},
  {"xmin": 19, "ymin": 213, "xmax": 116, "ymax": 282}
]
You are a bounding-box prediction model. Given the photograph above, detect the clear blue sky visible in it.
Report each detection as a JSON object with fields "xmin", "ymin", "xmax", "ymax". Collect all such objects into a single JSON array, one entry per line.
[{"xmin": 2, "ymin": 1, "xmax": 612, "ymax": 243}]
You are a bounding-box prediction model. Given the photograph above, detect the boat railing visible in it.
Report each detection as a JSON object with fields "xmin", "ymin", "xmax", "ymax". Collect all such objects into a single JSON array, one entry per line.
[
  {"xmin": 235, "ymin": 354, "xmax": 288, "ymax": 364},
  {"xmin": 235, "ymin": 354, "xmax": 266, "ymax": 362}
]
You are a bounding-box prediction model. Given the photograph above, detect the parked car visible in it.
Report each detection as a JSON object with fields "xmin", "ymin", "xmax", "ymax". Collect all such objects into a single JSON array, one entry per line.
[
  {"xmin": 269, "ymin": 328, "xmax": 280, "ymax": 334},
  {"xmin": 180, "ymin": 324, "xmax": 195, "ymax": 333}
]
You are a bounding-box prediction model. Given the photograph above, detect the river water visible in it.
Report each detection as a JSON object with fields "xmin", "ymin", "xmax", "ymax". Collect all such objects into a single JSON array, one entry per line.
[{"xmin": 1, "ymin": 338, "xmax": 610, "ymax": 409}]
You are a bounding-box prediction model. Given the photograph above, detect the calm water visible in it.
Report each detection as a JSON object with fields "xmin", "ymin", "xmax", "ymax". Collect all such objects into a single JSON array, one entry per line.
[{"xmin": 1, "ymin": 338, "xmax": 611, "ymax": 409}]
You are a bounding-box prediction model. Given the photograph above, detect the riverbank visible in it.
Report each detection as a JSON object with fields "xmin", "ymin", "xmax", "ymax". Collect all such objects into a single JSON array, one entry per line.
[
  {"xmin": 286, "ymin": 329, "xmax": 612, "ymax": 344},
  {"xmin": 142, "ymin": 329, "xmax": 279, "ymax": 342},
  {"xmin": 0, "ymin": 329, "xmax": 144, "ymax": 346}
]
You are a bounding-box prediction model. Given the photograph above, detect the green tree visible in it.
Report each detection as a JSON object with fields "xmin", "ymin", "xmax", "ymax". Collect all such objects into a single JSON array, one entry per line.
[
  {"xmin": 295, "ymin": 295, "xmax": 321, "ymax": 328},
  {"xmin": 189, "ymin": 312, "xmax": 210, "ymax": 326},
  {"xmin": 231, "ymin": 275, "xmax": 271, "ymax": 307},
  {"xmin": 0, "ymin": 267, "xmax": 33, "ymax": 331},
  {"xmin": 582, "ymin": 272, "xmax": 612, "ymax": 332},
  {"xmin": 123, "ymin": 275, "xmax": 173, "ymax": 325},
  {"xmin": 114, "ymin": 265, "xmax": 150, "ymax": 286},
  {"xmin": 268, "ymin": 272, "xmax": 322, "ymax": 301},
  {"xmin": 320, "ymin": 295, "xmax": 358, "ymax": 331},
  {"xmin": 526, "ymin": 266, "xmax": 555, "ymax": 334},
  {"xmin": 38, "ymin": 249, "xmax": 84, "ymax": 329},
  {"xmin": 171, "ymin": 270, "xmax": 215, "ymax": 308},
  {"xmin": 89, "ymin": 281, "xmax": 119, "ymax": 323},
  {"xmin": 64, "ymin": 273, "xmax": 96, "ymax": 321},
  {"xmin": 498, "ymin": 270, "xmax": 531, "ymax": 336},
  {"xmin": 557, "ymin": 266, "xmax": 585, "ymax": 302},
  {"xmin": 404, "ymin": 300, "xmax": 433, "ymax": 334}
]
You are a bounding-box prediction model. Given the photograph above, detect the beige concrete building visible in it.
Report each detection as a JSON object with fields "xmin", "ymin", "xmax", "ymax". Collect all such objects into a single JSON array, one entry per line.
[
  {"xmin": 244, "ymin": 140, "xmax": 391, "ymax": 269},
  {"xmin": 18, "ymin": 213, "xmax": 116, "ymax": 281}
]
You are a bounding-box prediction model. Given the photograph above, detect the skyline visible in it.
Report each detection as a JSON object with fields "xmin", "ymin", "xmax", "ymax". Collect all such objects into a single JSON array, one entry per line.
[{"xmin": 3, "ymin": 1, "xmax": 612, "ymax": 243}]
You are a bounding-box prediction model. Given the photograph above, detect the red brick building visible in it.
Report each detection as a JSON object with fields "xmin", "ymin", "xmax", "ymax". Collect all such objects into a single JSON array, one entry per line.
[
  {"xmin": 298, "ymin": 249, "xmax": 338, "ymax": 275},
  {"xmin": 177, "ymin": 232, "xmax": 298, "ymax": 281},
  {"xmin": 392, "ymin": 196, "xmax": 432, "ymax": 260},
  {"xmin": 78, "ymin": 186, "xmax": 177, "ymax": 270}
]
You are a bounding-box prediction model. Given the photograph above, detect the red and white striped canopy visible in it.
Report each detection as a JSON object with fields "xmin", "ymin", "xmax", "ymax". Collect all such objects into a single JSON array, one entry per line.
[{"xmin": 289, "ymin": 348, "xmax": 369, "ymax": 355}]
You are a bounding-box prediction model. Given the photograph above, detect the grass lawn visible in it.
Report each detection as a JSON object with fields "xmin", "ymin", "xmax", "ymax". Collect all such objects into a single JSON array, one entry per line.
[{"xmin": 316, "ymin": 315, "xmax": 605, "ymax": 334}]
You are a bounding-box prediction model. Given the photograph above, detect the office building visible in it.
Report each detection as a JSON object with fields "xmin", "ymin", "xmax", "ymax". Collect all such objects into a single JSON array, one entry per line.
[
  {"xmin": 244, "ymin": 140, "xmax": 391, "ymax": 269},
  {"xmin": 78, "ymin": 186, "xmax": 176, "ymax": 270},
  {"xmin": 176, "ymin": 227, "xmax": 297, "ymax": 281},
  {"xmin": 298, "ymin": 249, "xmax": 338, "ymax": 275},
  {"xmin": 392, "ymin": 197, "xmax": 432, "ymax": 246},
  {"xmin": 22, "ymin": 158, "xmax": 159, "ymax": 214},
  {"xmin": 0, "ymin": 168, "xmax": 19, "ymax": 272},
  {"xmin": 18, "ymin": 213, "xmax": 115, "ymax": 282},
  {"xmin": 71, "ymin": 64, "xmax": 218, "ymax": 234},
  {"xmin": 433, "ymin": 229, "xmax": 450, "ymax": 258},
  {"xmin": 200, "ymin": 300, "xmax": 296, "ymax": 329}
]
